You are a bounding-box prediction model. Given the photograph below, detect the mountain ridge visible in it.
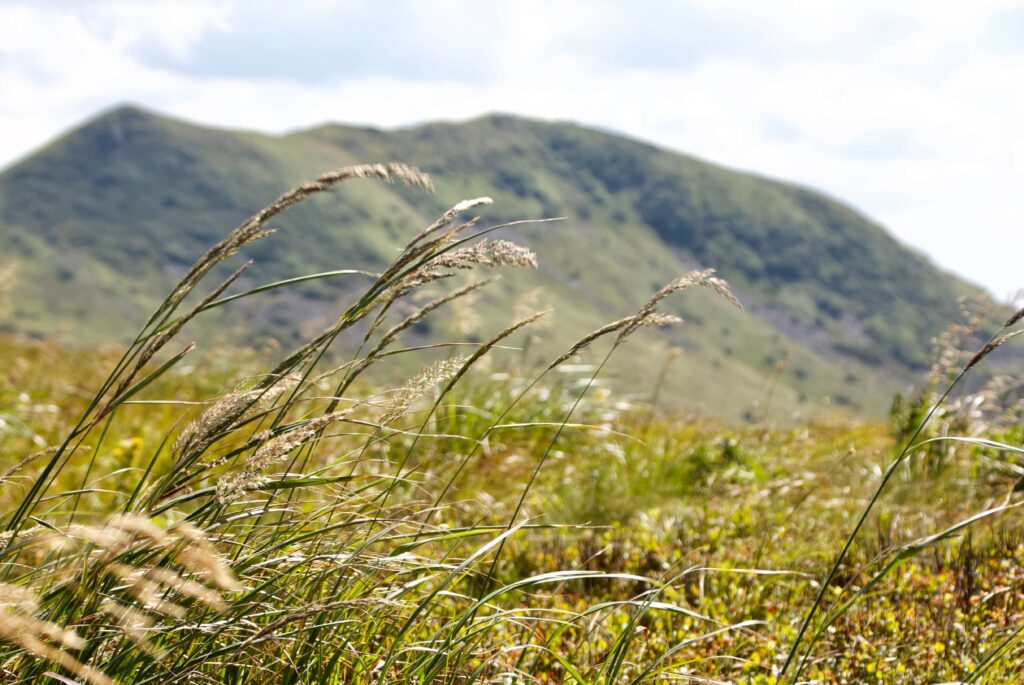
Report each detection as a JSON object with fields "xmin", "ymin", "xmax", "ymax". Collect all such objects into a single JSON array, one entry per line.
[{"xmin": 0, "ymin": 104, "xmax": 1002, "ymax": 419}]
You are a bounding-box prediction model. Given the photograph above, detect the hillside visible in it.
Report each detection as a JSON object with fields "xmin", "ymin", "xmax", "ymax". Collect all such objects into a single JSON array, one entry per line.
[{"xmin": 0, "ymin": 105, "xmax": 997, "ymax": 419}]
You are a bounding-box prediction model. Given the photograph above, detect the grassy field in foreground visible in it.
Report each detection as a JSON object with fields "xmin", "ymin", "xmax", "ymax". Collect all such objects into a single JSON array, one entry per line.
[{"xmin": 1, "ymin": 165, "xmax": 1023, "ymax": 684}]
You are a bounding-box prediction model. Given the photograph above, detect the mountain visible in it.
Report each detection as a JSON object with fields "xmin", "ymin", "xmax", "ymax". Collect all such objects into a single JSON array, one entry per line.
[{"xmin": 0, "ymin": 105, "xmax": 999, "ymax": 420}]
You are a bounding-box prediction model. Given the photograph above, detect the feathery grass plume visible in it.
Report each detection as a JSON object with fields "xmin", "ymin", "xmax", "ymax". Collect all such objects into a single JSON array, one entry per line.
[
  {"xmin": 163, "ymin": 163, "xmax": 432, "ymax": 319},
  {"xmin": 380, "ymin": 239, "xmax": 537, "ymax": 308},
  {"xmin": 406, "ymin": 196, "xmax": 493, "ymax": 249},
  {"xmin": 216, "ymin": 409, "xmax": 352, "ymax": 504},
  {"xmin": 379, "ymin": 358, "xmax": 467, "ymax": 426},
  {"xmin": 173, "ymin": 372, "xmax": 303, "ymax": 462},
  {"xmin": 172, "ymin": 522, "xmax": 240, "ymax": 592},
  {"xmin": 641, "ymin": 313, "xmax": 684, "ymax": 327},
  {"xmin": 98, "ymin": 599, "xmax": 164, "ymax": 659},
  {"xmin": 0, "ymin": 525, "xmax": 44, "ymax": 548},
  {"xmin": 1005, "ymin": 306, "xmax": 1024, "ymax": 328},
  {"xmin": 0, "ymin": 446, "xmax": 58, "ymax": 488},
  {"xmin": 431, "ymin": 239, "xmax": 539, "ymax": 270},
  {"xmin": 546, "ymin": 270, "xmax": 736, "ymax": 370},
  {"xmin": 966, "ymin": 329, "xmax": 1024, "ymax": 371},
  {"xmin": 0, "ymin": 583, "xmax": 111, "ymax": 685},
  {"xmin": 620, "ymin": 268, "xmax": 739, "ymax": 340},
  {"xmin": 106, "ymin": 514, "xmax": 169, "ymax": 546}
]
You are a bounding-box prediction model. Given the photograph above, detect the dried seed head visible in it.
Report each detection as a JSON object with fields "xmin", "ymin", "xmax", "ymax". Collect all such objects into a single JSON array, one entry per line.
[
  {"xmin": 408, "ymin": 196, "xmax": 493, "ymax": 247},
  {"xmin": 966, "ymin": 329, "xmax": 1024, "ymax": 371},
  {"xmin": 173, "ymin": 523, "xmax": 241, "ymax": 591},
  {"xmin": 641, "ymin": 313, "xmax": 684, "ymax": 327},
  {"xmin": 0, "ymin": 583, "xmax": 109, "ymax": 685},
  {"xmin": 380, "ymin": 357, "xmax": 467, "ymax": 425},
  {"xmin": 100, "ymin": 599, "xmax": 165, "ymax": 659},
  {"xmin": 216, "ymin": 409, "xmax": 351, "ymax": 504},
  {"xmin": 432, "ymin": 239, "xmax": 538, "ymax": 270},
  {"xmin": 174, "ymin": 374, "xmax": 302, "ymax": 460},
  {"xmin": 548, "ymin": 316, "xmax": 636, "ymax": 370},
  {"xmin": 621, "ymin": 269, "xmax": 739, "ymax": 339},
  {"xmin": 108, "ymin": 514, "xmax": 169, "ymax": 545}
]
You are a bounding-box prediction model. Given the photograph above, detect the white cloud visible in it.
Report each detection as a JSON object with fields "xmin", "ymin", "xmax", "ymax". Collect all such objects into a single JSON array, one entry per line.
[{"xmin": 0, "ymin": 0, "xmax": 1021, "ymax": 300}]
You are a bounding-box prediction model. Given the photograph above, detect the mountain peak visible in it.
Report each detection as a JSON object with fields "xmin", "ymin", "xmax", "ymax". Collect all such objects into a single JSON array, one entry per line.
[{"xmin": 80, "ymin": 102, "xmax": 167, "ymax": 132}]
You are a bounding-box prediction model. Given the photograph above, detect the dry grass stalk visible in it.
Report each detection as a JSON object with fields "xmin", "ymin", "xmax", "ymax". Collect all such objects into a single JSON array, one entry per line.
[
  {"xmin": 0, "ymin": 583, "xmax": 112, "ymax": 685},
  {"xmin": 620, "ymin": 268, "xmax": 738, "ymax": 340},
  {"xmin": 167, "ymin": 163, "xmax": 432, "ymax": 316},
  {"xmin": 0, "ymin": 446, "xmax": 59, "ymax": 488},
  {"xmin": 371, "ymin": 278, "xmax": 497, "ymax": 358},
  {"xmin": 966, "ymin": 329, "xmax": 1024, "ymax": 371},
  {"xmin": 406, "ymin": 196, "xmax": 492, "ymax": 249},
  {"xmin": 547, "ymin": 269, "xmax": 735, "ymax": 369},
  {"xmin": 380, "ymin": 358, "xmax": 467, "ymax": 426},
  {"xmin": 216, "ymin": 409, "xmax": 352, "ymax": 504},
  {"xmin": 174, "ymin": 373, "xmax": 303, "ymax": 462},
  {"xmin": 96, "ymin": 262, "xmax": 253, "ymax": 424}
]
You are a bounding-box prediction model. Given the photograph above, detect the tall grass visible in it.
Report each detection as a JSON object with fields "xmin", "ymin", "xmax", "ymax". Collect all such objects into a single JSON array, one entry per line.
[
  {"xmin": 0, "ymin": 165, "xmax": 754, "ymax": 683},
  {"xmin": 1, "ymin": 164, "xmax": 1021, "ymax": 683}
]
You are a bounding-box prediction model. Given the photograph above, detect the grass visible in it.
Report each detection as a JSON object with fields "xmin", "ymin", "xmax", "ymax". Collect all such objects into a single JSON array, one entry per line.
[{"xmin": 1, "ymin": 164, "xmax": 1023, "ymax": 683}]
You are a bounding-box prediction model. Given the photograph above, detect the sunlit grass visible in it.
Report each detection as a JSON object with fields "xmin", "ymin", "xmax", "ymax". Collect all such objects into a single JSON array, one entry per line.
[{"xmin": 1, "ymin": 164, "xmax": 1022, "ymax": 683}]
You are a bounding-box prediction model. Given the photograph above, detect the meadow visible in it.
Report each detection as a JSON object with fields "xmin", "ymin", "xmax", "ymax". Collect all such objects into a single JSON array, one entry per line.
[{"xmin": 1, "ymin": 164, "xmax": 1023, "ymax": 684}]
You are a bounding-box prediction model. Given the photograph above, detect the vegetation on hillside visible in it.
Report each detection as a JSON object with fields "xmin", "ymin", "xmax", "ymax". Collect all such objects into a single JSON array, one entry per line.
[
  {"xmin": 1, "ymin": 165, "xmax": 1023, "ymax": 683},
  {"xmin": 1, "ymin": 106, "xmax": 1008, "ymax": 419}
]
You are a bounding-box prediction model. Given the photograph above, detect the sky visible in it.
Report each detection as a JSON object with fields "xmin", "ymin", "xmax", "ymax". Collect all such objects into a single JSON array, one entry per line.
[{"xmin": 1, "ymin": 0, "xmax": 1022, "ymax": 300}]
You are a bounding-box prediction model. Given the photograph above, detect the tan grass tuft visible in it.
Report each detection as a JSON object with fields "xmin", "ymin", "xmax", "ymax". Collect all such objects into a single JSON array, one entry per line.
[
  {"xmin": 380, "ymin": 358, "xmax": 467, "ymax": 426},
  {"xmin": 966, "ymin": 329, "xmax": 1024, "ymax": 371},
  {"xmin": 216, "ymin": 409, "xmax": 352, "ymax": 504},
  {"xmin": 0, "ymin": 583, "xmax": 111, "ymax": 685}
]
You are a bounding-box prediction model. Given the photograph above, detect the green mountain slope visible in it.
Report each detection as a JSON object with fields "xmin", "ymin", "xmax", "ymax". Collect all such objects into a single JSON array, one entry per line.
[{"xmin": 0, "ymin": 105, "xmax": 995, "ymax": 420}]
